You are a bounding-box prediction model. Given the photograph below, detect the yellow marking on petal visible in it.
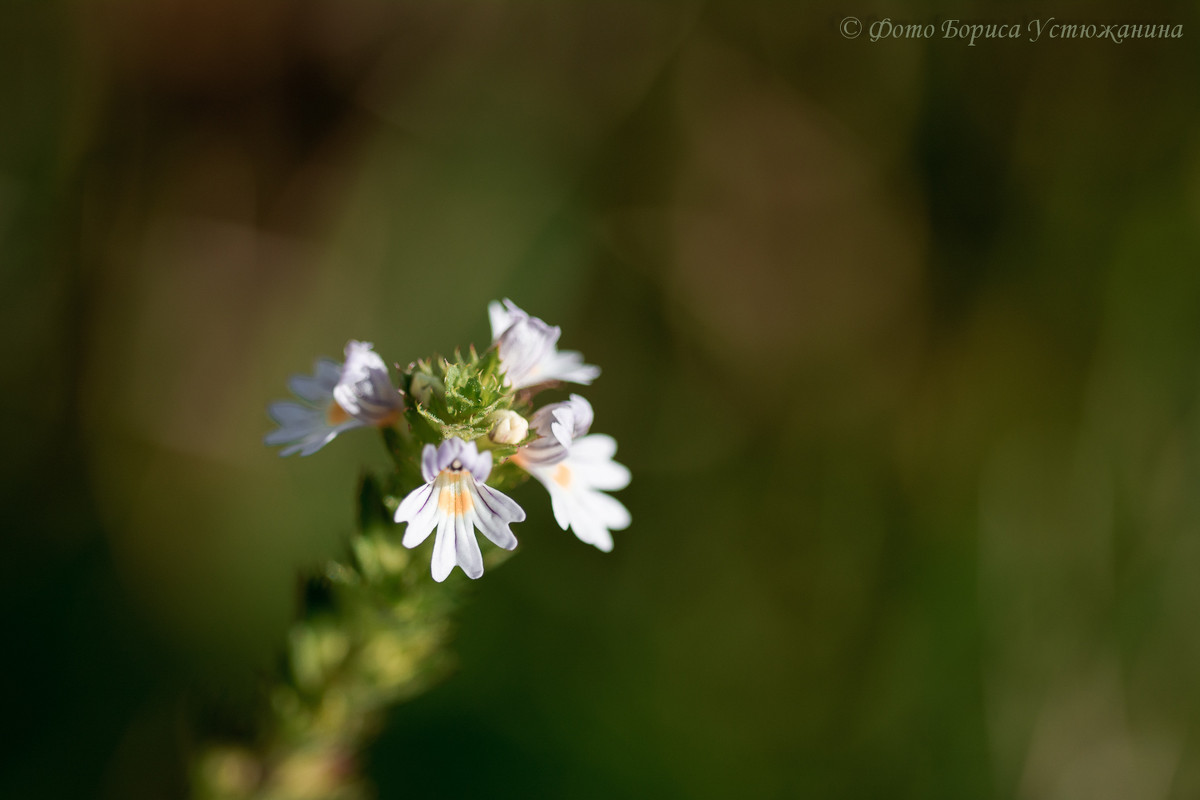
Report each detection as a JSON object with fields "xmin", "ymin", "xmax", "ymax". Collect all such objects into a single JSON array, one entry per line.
[
  {"xmin": 438, "ymin": 487, "xmax": 455, "ymax": 514},
  {"xmin": 326, "ymin": 402, "xmax": 351, "ymax": 426},
  {"xmin": 436, "ymin": 473, "xmax": 474, "ymax": 516},
  {"xmin": 373, "ymin": 408, "xmax": 401, "ymax": 428},
  {"xmin": 553, "ymin": 463, "xmax": 572, "ymax": 488}
]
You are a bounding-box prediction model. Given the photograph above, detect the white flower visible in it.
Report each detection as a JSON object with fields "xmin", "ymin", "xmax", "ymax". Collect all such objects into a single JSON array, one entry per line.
[
  {"xmin": 395, "ymin": 438, "xmax": 525, "ymax": 581},
  {"xmin": 265, "ymin": 357, "xmax": 365, "ymax": 457},
  {"xmin": 513, "ymin": 396, "xmax": 630, "ymax": 552},
  {"xmin": 488, "ymin": 299, "xmax": 600, "ymax": 390},
  {"xmin": 332, "ymin": 340, "xmax": 403, "ymax": 426},
  {"xmin": 265, "ymin": 341, "xmax": 402, "ymax": 457},
  {"xmin": 518, "ymin": 394, "xmax": 593, "ymax": 466}
]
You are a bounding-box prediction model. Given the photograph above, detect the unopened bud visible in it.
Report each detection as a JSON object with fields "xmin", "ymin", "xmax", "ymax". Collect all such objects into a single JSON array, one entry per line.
[
  {"xmin": 488, "ymin": 410, "xmax": 529, "ymax": 445},
  {"xmin": 409, "ymin": 373, "xmax": 444, "ymax": 407}
]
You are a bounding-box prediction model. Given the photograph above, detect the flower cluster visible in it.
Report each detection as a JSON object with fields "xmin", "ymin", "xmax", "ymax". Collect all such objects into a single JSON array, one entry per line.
[{"xmin": 266, "ymin": 301, "xmax": 630, "ymax": 581}]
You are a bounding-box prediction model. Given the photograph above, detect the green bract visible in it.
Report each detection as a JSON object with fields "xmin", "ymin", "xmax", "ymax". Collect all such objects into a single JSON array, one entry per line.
[{"xmin": 402, "ymin": 346, "xmax": 534, "ymax": 462}]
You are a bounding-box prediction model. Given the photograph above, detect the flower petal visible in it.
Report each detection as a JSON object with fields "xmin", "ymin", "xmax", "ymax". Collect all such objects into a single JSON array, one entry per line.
[
  {"xmin": 434, "ymin": 438, "xmax": 465, "ymax": 473},
  {"xmin": 288, "ymin": 374, "xmax": 329, "ymax": 404},
  {"xmin": 476, "ymin": 482, "xmax": 525, "ymax": 523},
  {"xmin": 542, "ymin": 350, "xmax": 600, "ymax": 385},
  {"xmin": 278, "ymin": 441, "xmax": 307, "ymax": 458},
  {"xmin": 295, "ymin": 431, "xmax": 341, "ymax": 457},
  {"xmin": 570, "ymin": 510, "xmax": 615, "ymax": 552},
  {"xmin": 547, "ymin": 484, "xmax": 572, "ymax": 531},
  {"xmin": 314, "ymin": 358, "xmax": 342, "ymax": 388},
  {"xmin": 488, "ymin": 300, "xmax": 514, "ymax": 341},
  {"xmin": 470, "ymin": 482, "xmax": 522, "ymax": 550},
  {"xmin": 395, "ymin": 483, "xmax": 430, "ymax": 523},
  {"xmin": 468, "ymin": 448, "xmax": 493, "ymax": 483},
  {"xmin": 581, "ymin": 488, "xmax": 631, "ymax": 531},
  {"xmin": 570, "ymin": 435, "xmax": 631, "ymax": 491},
  {"xmin": 455, "ymin": 501, "xmax": 483, "ymax": 579},
  {"xmin": 420, "ymin": 444, "xmax": 439, "ymax": 483},
  {"xmin": 267, "ymin": 401, "xmax": 319, "ymax": 428},
  {"xmin": 398, "ymin": 485, "xmax": 438, "ymax": 548},
  {"xmin": 431, "ymin": 512, "xmax": 457, "ymax": 582}
]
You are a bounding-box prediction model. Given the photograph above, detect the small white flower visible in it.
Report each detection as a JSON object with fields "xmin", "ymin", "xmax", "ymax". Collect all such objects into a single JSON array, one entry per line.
[
  {"xmin": 332, "ymin": 341, "xmax": 403, "ymax": 426},
  {"xmin": 488, "ymin": 299, "xmax": 600, "ymax": 390},
  {"xmin": 266, "ymin": 341, "xmax": 402, "ymax": 457},
  {"xmin": 395, "ymin": 438, "xmax": 525, "ymax": 581},
  {"xmin": 519, "ymin": 394, "xmax": 593, "ymax": 466},
  {"xmin": 265, "ymin": 357, "xmax": 365, "ymax": 457},
  {"xmin": 514, "ymin": 396, "xmax": 630, "ymax": 552}
]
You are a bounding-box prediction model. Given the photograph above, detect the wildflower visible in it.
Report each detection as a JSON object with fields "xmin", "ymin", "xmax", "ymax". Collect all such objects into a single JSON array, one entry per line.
[
  {"xmin": 265, "ymin": 341, "xmax": 403, "ymax": 457},
  {"xmin": 513, "ymin": 396, "xmax": 630, "ymax": 552},
  {"xmin": 488, "ymin": 299, "xmax": 600, "ymax": 389},
  {"xmin": 395, "ymin": 438, "xmax": 525, "ymax": 581},
  {"xmin": 518, "ymin": 394, "xmax": 593, "ymax": 466},
  {"xmin": 265, "ymin": 357, "xmax": 365, "ymax": 457},
  {"xmin": 487, "ymin": 410, "xmax": 529, "ymax": 445},
  {"xmin": 333, "ymin": 341, "xmax": 403, "ymax": 426}
]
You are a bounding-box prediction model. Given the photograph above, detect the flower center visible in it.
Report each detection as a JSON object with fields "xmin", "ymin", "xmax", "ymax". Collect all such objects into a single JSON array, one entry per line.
[{"xmin": 449, "ymin": 458, "xmax": 463, "ymax": 472}]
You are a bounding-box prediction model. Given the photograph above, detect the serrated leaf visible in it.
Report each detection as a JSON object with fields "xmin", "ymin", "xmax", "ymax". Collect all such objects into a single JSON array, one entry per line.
[
  {"xmin": 415, "ymin": 404, "xmax": 446, "ymax": 427},
  {"xmin": 462, "ymin": 377, "xmax": 483, "ymax": 404}
]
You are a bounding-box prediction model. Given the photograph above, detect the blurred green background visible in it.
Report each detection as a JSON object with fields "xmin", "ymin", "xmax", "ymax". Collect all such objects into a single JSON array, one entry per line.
[{"xmin": 5, "ymin": 0, "xmax": 1200, "ymax": 797}]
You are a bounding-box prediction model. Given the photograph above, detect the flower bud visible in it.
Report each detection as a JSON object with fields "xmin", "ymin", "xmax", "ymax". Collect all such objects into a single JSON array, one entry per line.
[
  {"xmin": 409, "ymin": 372, "xmax": 444, "ymax": 407},
  {"xmin": 488, "ymin": 410, "xmax": 529, "ymax": 445}
]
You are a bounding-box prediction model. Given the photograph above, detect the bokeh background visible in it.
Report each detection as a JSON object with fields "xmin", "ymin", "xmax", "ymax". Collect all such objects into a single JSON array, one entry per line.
[{"xmin": 5, "ymin": 0, "xmax": 1200, "ymax": 797}]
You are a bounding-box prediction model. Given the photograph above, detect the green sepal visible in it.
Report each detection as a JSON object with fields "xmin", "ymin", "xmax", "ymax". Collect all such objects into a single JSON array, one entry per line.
[{"xmin": 399, "ymin": 345, "xmax": 519, "ymax": 445}]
